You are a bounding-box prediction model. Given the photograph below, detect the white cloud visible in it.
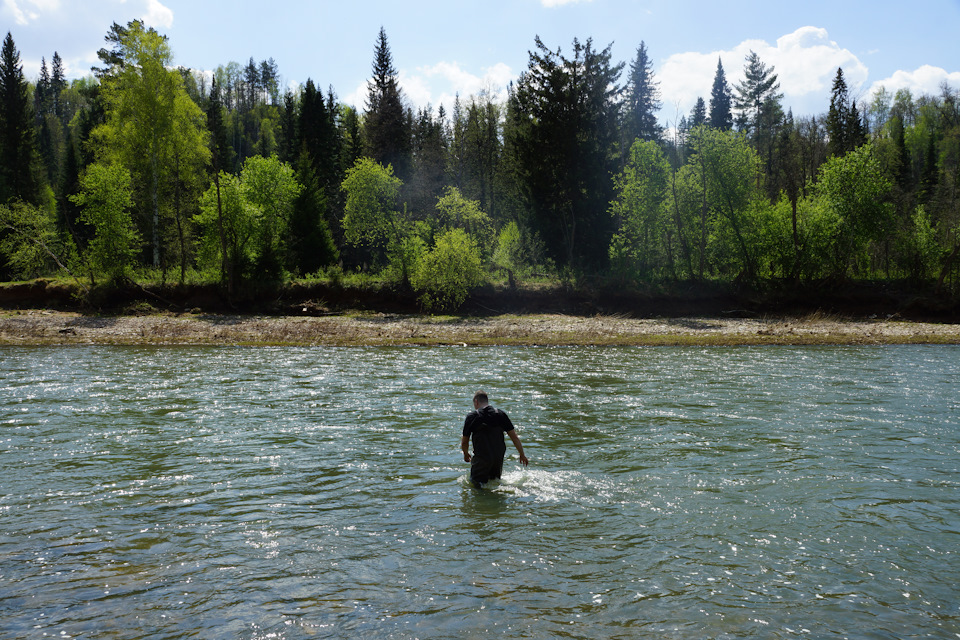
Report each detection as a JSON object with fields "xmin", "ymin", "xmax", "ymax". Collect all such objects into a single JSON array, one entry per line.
[
  {"xmin": 2, "ymin": 0, "xmax": 59, "ymax": 25},
  {"xmin": 659, "ymin": 26, "xmax": 867, "ymax": 122},
  {"xmin": 142, "ymin": 0, "xmax": 173, "ymax": 29},
  {"xmin": 344, "ymin": 61, "xmax": 515, "ymax": 115},
  {"xmin": 866, "ymin": 65, "xmax": 960, "ymax": 102}
]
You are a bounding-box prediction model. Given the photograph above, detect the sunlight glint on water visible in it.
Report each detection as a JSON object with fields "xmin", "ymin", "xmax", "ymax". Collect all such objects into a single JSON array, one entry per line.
[{"xmin": 1, "ymin": 345, "xmax": 959, "ymax": 639}]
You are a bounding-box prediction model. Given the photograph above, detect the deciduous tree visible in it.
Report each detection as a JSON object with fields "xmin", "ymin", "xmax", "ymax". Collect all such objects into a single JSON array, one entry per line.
[{"xmin": 93, "ymin": 20, "xmax": 209, "ymax": 270}]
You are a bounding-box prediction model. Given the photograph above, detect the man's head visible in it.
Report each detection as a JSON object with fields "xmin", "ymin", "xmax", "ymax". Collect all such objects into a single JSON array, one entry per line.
[{"xmin": 473, "ymin": 390, "xmax": 489, "ymax": 409}]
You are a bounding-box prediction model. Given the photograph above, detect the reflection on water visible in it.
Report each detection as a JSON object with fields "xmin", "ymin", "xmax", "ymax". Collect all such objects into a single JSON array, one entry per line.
[{"xmin": 1, "ymin": 345, "xmax": 959, "ymax": 639}]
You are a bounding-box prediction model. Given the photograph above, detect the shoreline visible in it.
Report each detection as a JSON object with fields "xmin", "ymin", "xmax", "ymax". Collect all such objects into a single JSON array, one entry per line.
[{"xmin": 2, "ymin": 310, "xmax": 960, "ymax": 346}]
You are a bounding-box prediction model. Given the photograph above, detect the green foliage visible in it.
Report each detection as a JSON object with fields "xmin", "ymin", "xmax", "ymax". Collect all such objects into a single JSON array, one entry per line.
[
  {"xmin": 412, "ymin": 228, "xmax": 485, "ymax": 311},
  {"xmin": 609, "ymin": 139, "xmax": 670, "ymax": 281},
  {"xmin": 0, "ymin": 31, "xmax": 42, "ymax": 205},
  {"xmin": 493, "ymin": 221, "xmax": 524, "ymax": 286},
  {"xmin": 686, "ymin": 126, "xmax": 763, "ymax": 280},
  {"xmin": 93, "ymin": 20, "xmax": 209, "ymax": 269},
  {"xmin": 4, "ymin": 26, "xmax": 960, "ymax": 300},
  {"xmin": 194, "ymin": 155, "xmax": 300, "ymax": 283},
  {"xmin": 364, "ymin": 28, "xmax": 411, "ymax": 180},
  {"xmin": 384, "ymin": 222, "xmax": 428, "ymax": 285},
  {"xmin": 341, "ymin": 157, "xmax": 403, "ymax": 252},
  {"xmin": 902, "ymin": 205, "xmax": 941, "ymax": 281},
  {"xmin": 508, "ymin": 36, "xmax": 623, "ymax": 270},
  {"xmin": 434, "ymin": 186, "xmax": 493, "ymax": 250},
  {"xmin": 69, "ymin": 162, "xmax": 138, "ymax": 281},
  {"xmin": 816, "ymin": 143, "xmax": 894, "ymax": 276},
  {"xmin": 0, "ymin": 201, "xmax": 61, "ymax": 278},
  {"xmin": 240, "ymin": 154, "xmax": 301, "ymax": 278},
  {"xmin": 288, "ymin": 153, "xmax": 338, "ymax": 275},
  {"xmin": 196, "ymin": 171, "xmax": 254, "ymax": 280}
]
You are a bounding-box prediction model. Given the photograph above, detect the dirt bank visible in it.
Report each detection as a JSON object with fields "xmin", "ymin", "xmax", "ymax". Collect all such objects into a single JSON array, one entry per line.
[{"xmin": 2, "ymin": 309, "xmax": 959, "ymax": 346}]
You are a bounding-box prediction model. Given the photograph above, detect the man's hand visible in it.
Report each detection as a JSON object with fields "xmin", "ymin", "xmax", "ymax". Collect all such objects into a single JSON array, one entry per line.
[
  {"xmin": 463, "ymin": 452, "xmax": 471, "ymax": 462},
  {"xmin": 518, "ymin": 454, "xmax": 529, "ymax": 467}
]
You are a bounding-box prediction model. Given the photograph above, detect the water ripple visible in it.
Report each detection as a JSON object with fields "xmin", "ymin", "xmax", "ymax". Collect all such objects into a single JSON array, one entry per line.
[{"xmin": 2, "ymin": 345, "xmax": 959, "ymax": 639}]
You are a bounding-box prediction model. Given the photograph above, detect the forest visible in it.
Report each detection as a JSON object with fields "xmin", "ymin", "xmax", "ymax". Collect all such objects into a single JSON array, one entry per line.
[{"xmin": 1, "ymin": 21, "xmax": 959, "ymax": 312}]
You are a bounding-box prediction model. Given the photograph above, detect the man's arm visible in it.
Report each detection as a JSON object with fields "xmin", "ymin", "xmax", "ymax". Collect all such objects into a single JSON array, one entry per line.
[
  {"xmin": 461, "ymin": 435, "xmax": 471, "ymax": 462},
  {"xmin": 508, "ymin": 430, "xmax": 529, "ymax": 466}
]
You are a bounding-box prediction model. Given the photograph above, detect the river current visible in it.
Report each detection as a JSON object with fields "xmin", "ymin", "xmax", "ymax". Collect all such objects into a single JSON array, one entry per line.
[{"xmin": 2, "ymin": 345, "xmax": 959, "ymax": 639}]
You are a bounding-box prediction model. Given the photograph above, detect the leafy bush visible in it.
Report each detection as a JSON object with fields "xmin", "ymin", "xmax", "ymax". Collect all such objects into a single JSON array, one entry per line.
[{"xmin": 412, "ymin": 228, "xmax": 484, "ymax": 311}]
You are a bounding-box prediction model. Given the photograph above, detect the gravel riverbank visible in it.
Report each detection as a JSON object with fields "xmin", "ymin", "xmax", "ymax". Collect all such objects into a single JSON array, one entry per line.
[{"xmin": 2, "ymin": 310, "xmax": 959, "ymax": 346}]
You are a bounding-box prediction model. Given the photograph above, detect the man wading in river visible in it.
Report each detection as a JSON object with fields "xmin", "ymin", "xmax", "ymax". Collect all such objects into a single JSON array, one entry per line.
[{"xmin": 461, "ymin": 390, "xmax": 528, "ymax": 488}]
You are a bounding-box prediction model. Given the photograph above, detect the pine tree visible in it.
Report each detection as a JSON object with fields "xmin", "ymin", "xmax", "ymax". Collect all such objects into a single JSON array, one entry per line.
[
  {"xmin": 0, "ymin": 32, "xmax": 40, "ymax": 204},
  {"xmin": 733, "ymin": 50, "xmax": 782, "ymax": 143},
  {"xmin": 708, "ymin": 58, "xmax": 732, "ymax": 130},
  {"xmin": 624, "ymin": 41, "xmax": 662, "ymax": 144},
  {"xmin": 364, "ymin": 27, "xmax": 411, "ymax": 179}
]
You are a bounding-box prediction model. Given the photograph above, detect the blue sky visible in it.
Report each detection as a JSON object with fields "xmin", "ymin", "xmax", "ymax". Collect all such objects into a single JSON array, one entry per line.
[{"xmin": 4, "ymin": 0, "xmax": 960, "ymax": 126}]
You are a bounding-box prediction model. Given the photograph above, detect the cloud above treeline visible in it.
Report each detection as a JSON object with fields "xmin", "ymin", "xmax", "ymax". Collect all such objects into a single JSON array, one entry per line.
[
  {"xmin": 659, "ymin": 26, "xmax": 868, "ymax": 122},
  {"xmin": 2, "ymin": 1, "xmax": 957, "ymax": 123},
  {"xmin": 396, "ymin": 25, "xmax": 957, "ymax": 122}
]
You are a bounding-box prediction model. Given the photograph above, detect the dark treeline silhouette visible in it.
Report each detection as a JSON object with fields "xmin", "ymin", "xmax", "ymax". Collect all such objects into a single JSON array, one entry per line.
[{"xmin": 2, "ymin": 23, "xmax": 959, "ymax": 312}]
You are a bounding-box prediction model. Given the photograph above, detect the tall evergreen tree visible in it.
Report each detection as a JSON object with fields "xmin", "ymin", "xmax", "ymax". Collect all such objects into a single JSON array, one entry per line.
[
  {"xmin": 826, "ymin": 68, "xmax": 850, "ymax": 157},
  {"xmin": 364, "ymin": 27, "xmax": 411, "ymax": 179},
  {"xmin": 689, "ymin": 97, "xmax": 707, "ymax": 128},
  {"xmin": 623, "ymin": 41, "xmax": 662, "ymax": 144},
  {"xmin": 708, "ymin": 58, "xmax": 733, "ymax": 130},
  {"xmin": 288, "ymin": 149, "xmax": 338, "ymax": 275},
  {"xmin": 409, "ymin": 105, "xmax": 448, "ymax": 217},
  {"xmin": 508, "ymin": 36, "xmax": 624, "ymax": 269},
  {"xmin": 298, "ymin": 80, "xmax": 343, "ymax": 206},
  {"xmin": 826, "ymin": 67, "xmax": 866, "ymax": 157},
  {"xmin": 51, "ymin": 52, "xmax": 66, "ymax": 120},
  {"xmin": 35, "ymin": 57, "xmax": 50, "ymax": 121},
  {"xmin": 733, "ymin": 50, "xmax": 782, "ymax": 143},
  {"xmin": 0, "ymin": 32, "xmax": 40, "ymax": 204}
]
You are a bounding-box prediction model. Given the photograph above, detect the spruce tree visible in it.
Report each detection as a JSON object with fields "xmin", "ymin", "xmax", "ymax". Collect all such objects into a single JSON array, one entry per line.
[
  {"xmin": 624, "ymin": 41, "xmax": 662, "ymax": 144},
  {"xmin": 826, "ymin": 67, "xmax": 867, "ymax": 157},
  {"xmin": 708, "ymin": 58, "xmax": 733, "ymax": 130},
  {"xmin": 0, "ymin": 32, "xmax": 40, "ymax": 204},
  {"xmin": 689, "ymin": 97, "xmax": 707, "ymax": 128},
  {"xmin": 364, "ymin": 27, "xmax": 411, "ymax": 179},
  {"xmin": 51, "ymin": 52, "xmax": 65, "ymax": 120}
]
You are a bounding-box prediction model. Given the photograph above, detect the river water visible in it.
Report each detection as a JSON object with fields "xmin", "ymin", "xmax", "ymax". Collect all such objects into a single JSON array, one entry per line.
[{"xmin": 2, "ymin": 345, "xmax": 959, "ymax": 639}]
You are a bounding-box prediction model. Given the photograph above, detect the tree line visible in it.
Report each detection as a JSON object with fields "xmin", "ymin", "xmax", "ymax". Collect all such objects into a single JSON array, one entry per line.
[{"xmin": 1, "ymin": 23, "xmax": 959, "ymax": 310}]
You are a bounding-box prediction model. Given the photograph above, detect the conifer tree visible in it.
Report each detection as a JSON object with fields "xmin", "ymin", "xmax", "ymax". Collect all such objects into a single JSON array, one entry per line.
[
  {"xmin": 624, "ymin": 41, "xmax": 662, "ymax": 144},
  {"xmin": 826, "ymin": 68, "xmax": 866, "ymax": 157},
  {"xmin": 51, "ymin": 52, "xmax": 65, "ymax": 120},
  {"xmin": 689, "ymin": 97, "xmax": 707, "ymax": 128},
  {"xmin": 0, "ymin": 32, "xmax": 40, "ymax": 204},
  {"xmin": 508, "ymin": 36, "xmax": 623, "ymax": 269},
  {"xmin": 733, "ymin": 50, "xmax": 782, "ymax": 144},
  {"xmin": 364, "ymin": 27, "xmax": 411, "ymax": 179},
  {"xmin": 708, "ymin": 58, "xmax": 733, "ymax": 130}
]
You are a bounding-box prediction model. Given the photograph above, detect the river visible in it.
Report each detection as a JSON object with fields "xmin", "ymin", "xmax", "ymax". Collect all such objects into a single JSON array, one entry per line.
[{"xmin": 2, "ymin": 345, "xmax": 959, "ymax": 639}]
